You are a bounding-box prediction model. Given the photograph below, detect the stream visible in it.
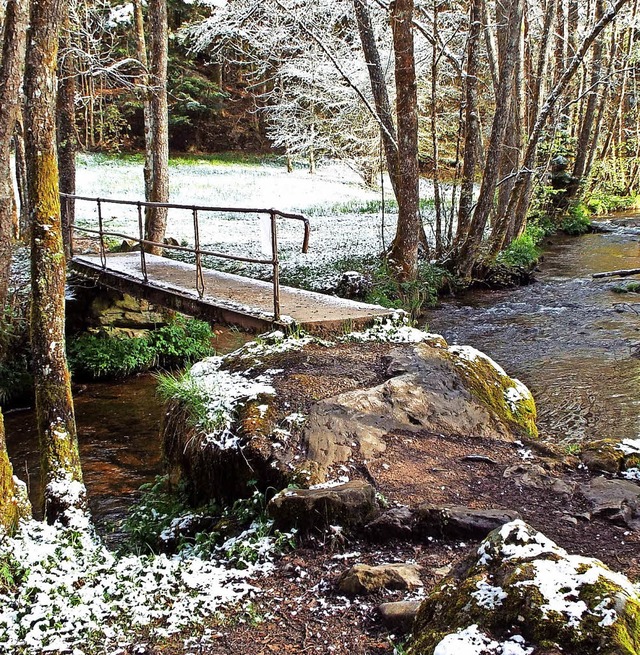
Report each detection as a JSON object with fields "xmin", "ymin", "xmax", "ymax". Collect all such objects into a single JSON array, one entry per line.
[
  {"xmin": 5, "ymin": 219, "xmax": 640, "ymax": 535},
  {"xmin": 4, "ymin": 328, "xmax": 252, "ymax": 540},
  {"xmin": 424, "ymin": 216, "xmax": 640, "ymax": 445}
]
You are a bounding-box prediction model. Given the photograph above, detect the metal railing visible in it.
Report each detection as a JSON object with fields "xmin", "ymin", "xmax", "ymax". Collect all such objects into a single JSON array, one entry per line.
[{"xmin": 62, "ymin": 193, "xmax": 310, "ymax": 322}]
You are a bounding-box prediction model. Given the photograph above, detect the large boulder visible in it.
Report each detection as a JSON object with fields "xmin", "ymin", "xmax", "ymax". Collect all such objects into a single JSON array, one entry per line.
[
  {"xmin": 409, "ymin": 520, "xmax": 640, "ymax": 655},
  {"xmin": 162, "ymin": 321, "xmax": 537, "ymax": 504}
]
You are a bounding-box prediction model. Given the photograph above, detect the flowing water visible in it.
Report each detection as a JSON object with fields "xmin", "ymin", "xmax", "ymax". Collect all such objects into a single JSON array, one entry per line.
[{"xmin": 424, "ymin": 216, "xmax": 640, "ymax": 445}]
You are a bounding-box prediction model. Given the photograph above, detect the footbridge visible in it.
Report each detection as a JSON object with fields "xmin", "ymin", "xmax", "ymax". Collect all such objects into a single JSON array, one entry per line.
[{"xmin": 65, "ymin": 194, "xmax": 393, "ymax": 333}]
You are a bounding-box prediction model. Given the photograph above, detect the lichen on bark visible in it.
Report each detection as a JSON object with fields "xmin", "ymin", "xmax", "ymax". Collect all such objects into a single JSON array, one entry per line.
[
  {"xmin": 0, "ymin": 409, "xmax": 31, "ymax": 535},
  {"xmin": 25, "ymin": 0, "xmax": 86, "ymax": 525}
]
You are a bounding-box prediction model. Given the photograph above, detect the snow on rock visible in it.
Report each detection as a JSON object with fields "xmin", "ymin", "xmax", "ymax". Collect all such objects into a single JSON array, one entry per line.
[
  {"xmin": 617, "ymin": 438, "xmax": 640, "ymax": 456},
  {"xmin": 410, "ymin": 520, "xmax": 640, "ymax": 655},
  {"xmin": 344, "ymin": 312, "xmax": 446, "ymax": 345},
  {"xmin": 184, "ymin": 354, "xmax": 277, "ymax": 448},
  {"xmin": 0, "ymin": 519, "xmax": 273, "ymax": 652},
  {"xmin": 432, "ymin": 625, "xmax": 534, "ymax": 655}
]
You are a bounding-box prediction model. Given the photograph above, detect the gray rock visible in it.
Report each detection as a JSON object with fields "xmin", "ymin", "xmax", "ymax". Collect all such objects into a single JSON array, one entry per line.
[
  {"xmin": 336, "ymin": 563, "xmax": 423, "ymax": 595},
  {"xmin": 580, "ymin": 476, "xmax": 640, "ymax": 528},
  {"xmin": 267, "ymin": 481, "xmax": 378, "ymax": 534},
  {"xmin": 378, "ymin": 600, "xmax": 421, "ymax": 632},
  {"xmin": 365, "ymin": 506, "xmax": 416, "ymax": 540},
  {"xmin": 414, "ymin": 504, "xmax": 521, "ymax": 540},
  {"xmin": 504, "ymin": 463, "xmax": 574, "ymax": 497},
  {"xmin": 303, "ymin": 343, "xmax": 537, "ymax": 472}
]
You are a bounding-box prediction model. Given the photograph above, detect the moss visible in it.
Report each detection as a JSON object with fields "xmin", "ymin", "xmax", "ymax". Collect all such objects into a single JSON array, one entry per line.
[
  {"xmin": 410, "ymin": 523, "xmax": 640, "ymax": 655},
  {"xmin": 446, "ymin": 348, "xmax": 538, "ymax": 439},
  {"xmin": 581, "ymin": 439, "xmax": 640, "ymax": 474},
  {"xmin": 0, "ymin": 410, "xmax": 31, "ymax": 535}
]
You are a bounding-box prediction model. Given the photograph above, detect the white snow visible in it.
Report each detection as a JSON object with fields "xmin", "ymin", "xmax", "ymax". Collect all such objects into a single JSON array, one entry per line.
[
  {"xmin": 0, "ymin": 518, "xmax": 275, "ymax": 652},
  {"xmin": 73, "ymin": 155, "xmax": 403, "ymax": 285},
  {"xmin": 345, "ymin": 312, "xmax": 443, "ymax": 343},
  {"xmin": 617, "ymin": 438, "xmax": 640, "ymax": 455},
  {"xmin": 187, "ymin": 356, "xmax": 276, "ymax": 447},
  {"xmin": 621, "ymin": 467, "xmax": 640, "ymax": 480},
  {"xmin": 433, "ymin": 625, "xmax": 533, "ymax": 655},
  {"xmin": 476, "ymin": 521, "xmax": 640, "ymax": 632},
  {"xmin": 448, "ymin": 345, "xmax": 508, "ymax": 377},
  {"xmin": 471, "ymin": 579, "xmax": 507, "ymax": 609}
]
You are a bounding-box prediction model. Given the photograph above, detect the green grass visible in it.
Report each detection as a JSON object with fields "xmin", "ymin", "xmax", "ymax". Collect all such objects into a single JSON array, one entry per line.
[
  {"xmin": 497, "ymin": 225, "xmax": 545, "ymax": 268},
  {"xmin": 77, "ymin": 151, "xmax": 278, "ymax": 169}
]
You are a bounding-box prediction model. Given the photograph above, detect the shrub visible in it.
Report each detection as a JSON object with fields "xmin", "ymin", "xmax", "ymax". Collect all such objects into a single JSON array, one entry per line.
[
  {"xmin": 497, "ymin": 225, "xmax": 545, "ymax": 268},
  {"xmin": 67, "ymin": 317, "xmax": 215, "ymax": 381},
  {"xmin": 561, "ymin": 202, "xmax": 592, "ymax": 235}
]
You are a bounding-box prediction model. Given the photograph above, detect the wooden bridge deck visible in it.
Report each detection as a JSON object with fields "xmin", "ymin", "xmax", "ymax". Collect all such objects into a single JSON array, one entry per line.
[{"xmin": 71, "ymin": 252, "xmax": 394, "ymax": 333}]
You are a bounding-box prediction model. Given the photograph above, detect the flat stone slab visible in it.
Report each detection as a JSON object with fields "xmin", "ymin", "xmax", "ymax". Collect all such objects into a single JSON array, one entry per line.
[{"xmin": 72, "ymin": 252, "xmax": 393, "ymax": 332}]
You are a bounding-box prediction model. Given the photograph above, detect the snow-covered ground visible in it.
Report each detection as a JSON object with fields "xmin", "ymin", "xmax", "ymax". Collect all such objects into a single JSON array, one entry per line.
[{"xmin": 73, "ymin": 154, "xmax": 438, "ymax": 289}]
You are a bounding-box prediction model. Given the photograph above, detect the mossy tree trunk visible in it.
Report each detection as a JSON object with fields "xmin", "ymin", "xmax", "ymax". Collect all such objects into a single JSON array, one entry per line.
[
  {"xmin": 0, "ymin": 0, "xmax": 29, "ymax": 309},
  {"xmin": 24, "ymin": 0, "xmax": 86, "ymax": 525},
  {"xmin": 0, "ymin": 409, "xmax": 31, "ymax": 535},
  {"xmin": 57, "ymin": 14, "xmax": 78, "ymax": 261}
]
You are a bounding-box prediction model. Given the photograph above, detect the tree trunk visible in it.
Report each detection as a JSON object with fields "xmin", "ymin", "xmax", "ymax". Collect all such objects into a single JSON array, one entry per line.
[
  {"xmin": 57, "ymin": 15, "xmax": 77, "ymax": 261},
  {"xmin": 387, "ymin": 0, "xmax": 421, "ymax": 281},
  {"xmin": 24, "ymin": 0, "xmax": 86, "ymax": 525},
  {"xmin": 145, "ymin": 0, "xmax": 169, "ymax": 255},
  {"xmin": 353, "ymin": 0, "xmax": 400, "ymax": 199},
  {"xmin": 497, "ymin": 0, "xmax": 630, "ymax": 248},
  {"xmin": 454, "ymin": 0, "xmax": 524, "ymax": 280},
  {"xmin": 431, "ymin": 0, "xmax": 443, "ymax": 257},
  {"xmin": 14, "ymin": 117, "xmax": 29, "ymax": 239},
  {"xmin": 456, "ymin": 0, "xmax": 482, "ymax": 242},
  {"xmin": 572, "ymin": 0, "xmax": 604, "ymax": 182},
  {"xmin": 0, "ymin": 409, "xmax": 31, "ymax": 535},
  {"xmin": 0, "ymin": 0, "xmax": 29, "ymax": 309}
]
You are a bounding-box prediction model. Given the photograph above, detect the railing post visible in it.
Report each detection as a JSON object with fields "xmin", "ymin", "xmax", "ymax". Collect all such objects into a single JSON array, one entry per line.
[
  {"xmin": 193, "ymin": 207, "xmax": 205, "ymax": 298},
  {"xmin": 270, "ymin": 210, "xmax": 280, "ymax": 322},
  {"xmin": 137, "ymin": 201, "xmax": 148, "ymax": 282},
  {"xmin": 67, "ymin": 195, "xmax": 75, "ymax": 259},
  {"xmin": 97, "ymin": 198, "xmax": 106, "ymax": 269}
]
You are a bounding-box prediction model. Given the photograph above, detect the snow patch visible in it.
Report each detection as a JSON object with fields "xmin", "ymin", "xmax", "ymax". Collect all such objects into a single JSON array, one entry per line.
[
  {"xmin": 0, "ymin": 519, "xmax": 272, "ymax": 652},
  {"xmin": 433, "ymin": 625, "xmax": 533, "ymax": 655},
  {"xmin": 471, "ymin": 579, "xmax": 507, "ymax": 609}
]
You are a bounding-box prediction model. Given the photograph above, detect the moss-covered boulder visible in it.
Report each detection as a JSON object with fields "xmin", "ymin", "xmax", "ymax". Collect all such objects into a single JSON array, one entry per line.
[
  {"xmin": 581, "ymin": 438, "xmax": 640, "ymax": 475},
  {"xmin": 409, "ymin": 520, "xmax": 640, "ymax": 655},
  {"xmin": 161, "ymin": 319, "xmax": 537, "ymax": 504}
]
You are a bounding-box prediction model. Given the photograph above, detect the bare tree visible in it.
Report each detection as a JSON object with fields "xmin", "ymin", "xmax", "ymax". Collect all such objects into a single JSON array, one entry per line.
[
  {"xmin": 387, "ymin": 0, "xmax": 421, "ymax": 280},
  {"xmin": 145, "ymin": 0, "xmax": 170, "ymax": 254}
]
